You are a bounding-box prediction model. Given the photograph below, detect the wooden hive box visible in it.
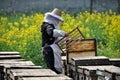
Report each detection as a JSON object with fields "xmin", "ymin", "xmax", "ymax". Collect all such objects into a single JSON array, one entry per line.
[
  {"xmin": 66, "ymin": 39, "xmax": 97, "ymax": 64},
  {"xmin": 63, "ymin": 39, "xmax": 97, "ymax": 76},
  {"xmin": 0, "ymin": 59, "xmax": 35, "ymax": 80},
  {"xmin": 69, "ymin": 56, "xmax": 109, "ymax": 80},
  {"xmin": 96, "ymin": 65, "xmax": 120, "ymax": 80},
  {"xmin": 0, "ymin": 51, "xmax": 20, "ymax": 80},
  {"xmin": 8, "ymin": 69, "xmax": 58, "ymax": 80}
]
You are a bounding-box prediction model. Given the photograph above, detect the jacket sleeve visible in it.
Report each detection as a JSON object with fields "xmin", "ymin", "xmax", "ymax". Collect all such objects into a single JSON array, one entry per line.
[
  {"xmin": 46, "ymin": 25, "xmax": 66, "ymax": 37},
  {"xmin": 53, "ymin": 29, "xmax": 66, "ymax": 37}
]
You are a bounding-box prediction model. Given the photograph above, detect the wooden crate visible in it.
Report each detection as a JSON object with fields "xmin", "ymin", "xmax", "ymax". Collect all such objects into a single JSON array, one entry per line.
[
  {"xmin": 66, "ymin": 39, "xmax": 97, "ymax": 63},
  {"xmin": 109, "ymin": 58, "xmax": 120, "ymax": 67},
  {"xmin": 8, "ymin": 69, "xmax": 58, "ymax": 80},
  {"xmin": 0, "ymin": 60, "xmax": 35, "ymax": 80},
  {"xmin": 65, "ymin": 39, "xmax": 97, "ymax": 76},
  {"xmin": 18, "ymin": 74, "xmax": 72, "ymax": 80},
  {"xmin": 69, "ymin": 56, "xmax": 109, "ymax": 80}
]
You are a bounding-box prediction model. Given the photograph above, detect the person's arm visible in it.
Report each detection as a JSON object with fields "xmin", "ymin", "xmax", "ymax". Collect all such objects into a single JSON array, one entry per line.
[
  {"xmin": 46, "ymin": 25, "xmax": 68, "ymax": 37},
  {"xmin": 53, "ymin": 29, "xmax": 67, "ymax": 37},
  {"xmin": 46, "ymin": 25, "xmax": 54, "ymax": 37}
]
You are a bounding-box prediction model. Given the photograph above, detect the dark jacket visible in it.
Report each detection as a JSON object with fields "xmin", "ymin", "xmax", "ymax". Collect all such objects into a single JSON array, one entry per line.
[{"xmin": 41, "ymin": 22, "xmax": 56, "ymax": 47}]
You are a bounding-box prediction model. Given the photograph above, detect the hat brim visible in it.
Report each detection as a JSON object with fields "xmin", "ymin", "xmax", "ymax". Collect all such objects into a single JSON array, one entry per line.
[{"xmin": 45, "ymin": 12, "xmax": 63, "ymax": 21}]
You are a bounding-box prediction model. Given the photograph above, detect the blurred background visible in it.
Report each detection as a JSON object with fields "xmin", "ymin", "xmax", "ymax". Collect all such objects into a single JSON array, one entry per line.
[{"xmin": 0, "ymin": 0, "xmax": 120, "ymax": 67}]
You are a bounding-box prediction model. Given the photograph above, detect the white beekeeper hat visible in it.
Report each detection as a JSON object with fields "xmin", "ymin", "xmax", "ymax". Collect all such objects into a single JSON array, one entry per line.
[{"xmin": 45, "ymin": 8, "xmax": 63, "ymax": 21}]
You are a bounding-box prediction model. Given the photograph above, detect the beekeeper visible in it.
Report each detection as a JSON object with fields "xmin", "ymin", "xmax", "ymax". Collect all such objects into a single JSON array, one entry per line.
[{"xmin": 41, "ymin": 8, "xmax": 68, "ymax": 74}]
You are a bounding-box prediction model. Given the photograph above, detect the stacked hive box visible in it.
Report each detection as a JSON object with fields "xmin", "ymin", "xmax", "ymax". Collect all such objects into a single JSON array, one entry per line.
[
  {"xmin": 69, "ymin": 56, "xmax": 109, "ymax": 80},
  {"xmin": 0, "ymin": 52, "xmax": 72, "ymax": 80},
  {"xmin": 96, "ymin": 65, "xmax": 120, "ymax": 80},
  {"xmin": 70, "ymin": 57, "xmax": 120, "ymax": 80},
  {"xmin": 65, "ymin": 39, "xmax": 97, "ymax": 77}
]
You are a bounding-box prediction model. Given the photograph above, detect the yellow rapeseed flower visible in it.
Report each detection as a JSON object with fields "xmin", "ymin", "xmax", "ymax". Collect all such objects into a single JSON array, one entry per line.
[{"xmin": 14, "ymin": 22, "xmax": 19, "ymax": 27}]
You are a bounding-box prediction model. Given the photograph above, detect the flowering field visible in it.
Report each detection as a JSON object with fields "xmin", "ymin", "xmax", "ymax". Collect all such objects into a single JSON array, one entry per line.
[{"xmin": 0, "ymin": 11, "xmax": 120, "ymax": 67}]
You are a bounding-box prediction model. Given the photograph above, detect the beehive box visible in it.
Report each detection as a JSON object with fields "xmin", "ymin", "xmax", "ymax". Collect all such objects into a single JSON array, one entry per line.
[
  {"xmin": 66, "ymin": 39, "xmax": 97, "ymax": 63},
  {"xmin": 0, "ymin": 59, "xmax": 35, "ymax": 80},
  {"xmin": 69, "ymin": 56, "xmax": 109, "ymax": 80},
  {"xmin": 8, "ymin": 69, "xmax": 58, "ymax": 80},
  {"xmin": 96, "ymin": 65, "xmax": 120, "ymax": 80},
  {"xmin": 0, "ymin": 51, "xmax": 21, "ymax": 80}
]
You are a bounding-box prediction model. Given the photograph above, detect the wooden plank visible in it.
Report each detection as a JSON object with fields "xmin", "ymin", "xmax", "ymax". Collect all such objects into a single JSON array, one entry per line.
[
  {"xmin": 18, "ymin": 75, "xmax": 72, "ymax": 80},
  {"xmin": 71, "ymin": 56, "xmax": 109, "ymax": 66},
  {"xmin": 69, "ymin": 51, "xmax": 96, "ymax": 62},
  {"xmin": 0, "ymin": 55, "xmax": 21, "ymax": 60},
  {"xmin": 0, "ymin": 51, "xmax": 20, "ymax": 55},
  {"xmin": 67, "ymin": 39, "xmax": 96, "ymax": 52},
  {"xmin": 0, "ymin": 60, "xmax": 34, "ymax": 64},
  {"xmin": 8, "ymin": 69, "xmax": 57, "ymax": 80},
  {"xmin": 109, "ymin": 58, "xmax": 120, "ymax": 67},
  {"xmin": 0, "ymin": 60, "xmax": 35, "ymax": 75},
  {"xmin": 105, "ymin": 66, "xmax": 120, "ymax": 74},
  {"xmin": 0, "ymin": 61, "xmax": 35, "ymax": 69},
  {"xmin": 9, "ymin": 66, "xmax": 42, "ymax": 69}
]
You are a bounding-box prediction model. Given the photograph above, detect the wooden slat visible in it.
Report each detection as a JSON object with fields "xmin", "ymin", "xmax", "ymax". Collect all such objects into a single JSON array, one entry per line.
[
  {"xmin": 18, "ymin": 75, "xmax": 72, "ymax": 80},
  {"xmin": 104, "ymin": 66, "xmax": 120, "ymax": 74},
  {"xmin": 71, "ymin": 56, "xmax": 109, "ymax": 66},
  {"xmin": 0, "ymin": 52, "xmax": 20, "ymax": 55},
  {"xmin": 9, "ymin": 66, "xmax": 42, "ymax": 69},
  {"xmin": 109, "ymin": 58, "xmax": 120, "ymax": 67},
  {"xmin": 0, "ymin": 60, "xmax": 34, "ymax": 64},
  {"xmin": 0, "ymin": 61, "xmax": 35, "ymax": 68},
  {"xmin": 0, "ymin": 55, "xmax": 21, "ymax": 60}
]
